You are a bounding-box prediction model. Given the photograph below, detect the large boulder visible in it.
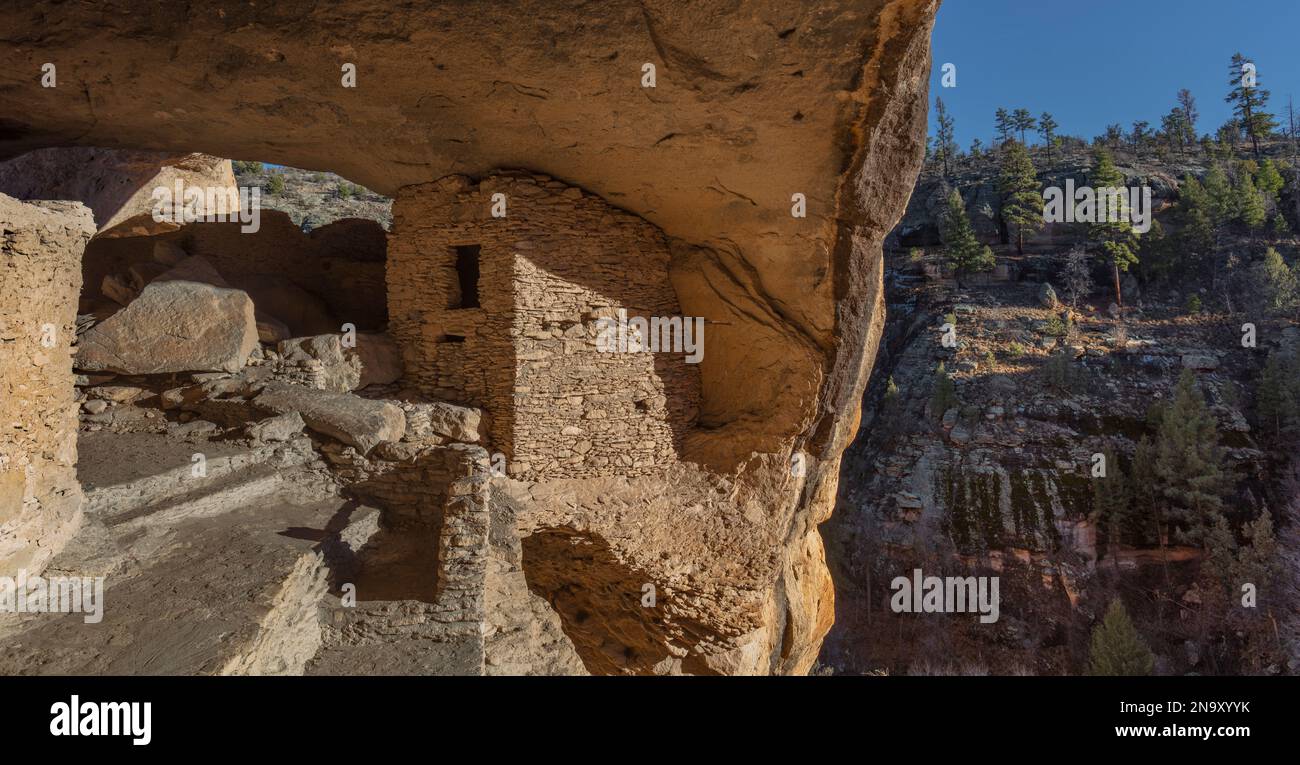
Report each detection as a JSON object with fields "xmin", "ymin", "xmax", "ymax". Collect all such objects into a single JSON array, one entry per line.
[
  {"xmin": 253, "ymin": 383, "xmax": 404, "ymax": 454},
  {"xmin": 230, "ymin": 274, "xmax": 337, "ymax": 337},
  {"xmin": 277, "ymin": 332, "xmax": 403, "ymax": 391},
  {"xmin": 75, "ymin": 280, "xmax": 259, "ymax": 374}
]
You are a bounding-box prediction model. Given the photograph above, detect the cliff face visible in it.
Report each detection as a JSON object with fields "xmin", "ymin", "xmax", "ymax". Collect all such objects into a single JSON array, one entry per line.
[{"xmin": 0, "ymin": 0, "xmax": 937, "ymax": 673}]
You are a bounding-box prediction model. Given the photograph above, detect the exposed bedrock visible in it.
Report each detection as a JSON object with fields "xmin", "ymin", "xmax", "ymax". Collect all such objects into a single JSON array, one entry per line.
[{"xmin": 0, "ymin": 0, "xmax": 937, "ymax": 673}]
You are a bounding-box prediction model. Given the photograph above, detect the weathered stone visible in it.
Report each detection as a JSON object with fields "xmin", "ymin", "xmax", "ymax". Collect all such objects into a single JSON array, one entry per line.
[
  {"xmin": 245, "ymin": 411, "xmax": 306, "ymax": 443},
  {"xmin": 0, "ymin": 193, "xmax": 92, "ymax": 576},
  {"xmin": 76, "ymin": 280, "xmax": 259, "ymax": 374},
  {"xmin": 1038, "ymin": 282, "xmax": 1060, "ymax": 308},
  {"xmin": 405, "ymin": 402, "xmax": 483, "ymax": 443},
  {"xmin": 253, "ymin": 383, "xmax": 404, "ymax": 454},
  {"xmin": 1181, "ymin": 353, "xmax": 1220, "ymax": 371}
]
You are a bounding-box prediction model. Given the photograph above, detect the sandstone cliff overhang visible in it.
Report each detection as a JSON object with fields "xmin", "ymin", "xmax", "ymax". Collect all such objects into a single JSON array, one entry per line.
[{"xmin": 0, "ymin": 0, "xmax": 939, "ymax": 674}]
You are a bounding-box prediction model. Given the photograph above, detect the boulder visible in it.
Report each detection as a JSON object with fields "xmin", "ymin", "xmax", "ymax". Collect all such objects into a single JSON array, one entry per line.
[
  {"xmin": 1181, "ymin": 353, "xmax": 1220, "ymax": 371},
  {"xmin": 1038, "ymin": 282, "xmax": 1059, "ymax": 308},
  {"xmin": 253, "ymin": 383, "xmax": 404, "ymax": 453},
  {"xmin": 355, "ymin": 333, "xmax": 404, "ymax": 388},
  {"xmin": 76, "ymin": 280, "xmax": 259, "ymax": 374},
  {"xmin": 153, "ymin": 254, "xmax": 229, "ymax": 287},
  {"xmin": 232, "ymin": 274, "xmax": 336, "ymax": 337},
  {"xmin": 404, "ymin": 401, "xmax": 483, "ymax": 443},
  {"xmin": 277, "ymin": 332, "xmax": 403, "ymax": 391},
  {"xmin": 245, "ymin": 411, "xmax": 306, "ymax": 443},
  {"xmin": 152, "ymin": 240, "xmax": 188, "ymax": 267}
]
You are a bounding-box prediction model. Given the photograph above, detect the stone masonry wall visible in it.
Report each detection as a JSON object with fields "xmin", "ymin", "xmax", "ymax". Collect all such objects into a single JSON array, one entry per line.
[
  {"xmin": 389, "ymin": 172, "xmax": 701, "ymax": 479},
  {"xmin": 81, "ymin": 211, "xmax": 388, "ymax": 330},
  {"xmin": 0, "ymin": 194, "xmax": 94, "ymax": 576}
]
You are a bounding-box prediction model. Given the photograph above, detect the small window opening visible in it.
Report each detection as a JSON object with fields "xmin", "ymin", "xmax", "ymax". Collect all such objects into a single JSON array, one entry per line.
[{"xmin": 450, "ymin": 245, "xmax": 481, "ymax": 309}]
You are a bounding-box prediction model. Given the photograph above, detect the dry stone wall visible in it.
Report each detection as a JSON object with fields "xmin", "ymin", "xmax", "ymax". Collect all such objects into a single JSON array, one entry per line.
[
  {"xmin": 389, "ymin": 173, "xmax": 701, "ymax": 480},
  {"xmin": 0, "ymin": 194, "xmax": 94, "ymax": 575},
  {"xmin": 82, "ymin": 211, "xmax": 387, "ymax": 331}
]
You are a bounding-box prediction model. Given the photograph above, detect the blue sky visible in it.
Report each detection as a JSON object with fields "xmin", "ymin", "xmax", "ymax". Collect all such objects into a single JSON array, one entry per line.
[{"xmin": 930, "ymin": 0, "xmax": 1300, "ymax": 147}]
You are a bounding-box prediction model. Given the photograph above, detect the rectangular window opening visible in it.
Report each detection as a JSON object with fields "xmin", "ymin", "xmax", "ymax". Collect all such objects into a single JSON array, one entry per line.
[{"xmin": 450, "ymin": 245, "xmax": 481, "ymax": 309}]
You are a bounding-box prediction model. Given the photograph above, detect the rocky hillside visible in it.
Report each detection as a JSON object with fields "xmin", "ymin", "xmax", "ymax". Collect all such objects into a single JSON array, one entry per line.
[
  {"xmin": 233, "ymin": 162, "xmax": 392, "ymax": 231},
  {"xmin": 821, "ymin": 140, "xmax": 1300, "ymax": 676}
]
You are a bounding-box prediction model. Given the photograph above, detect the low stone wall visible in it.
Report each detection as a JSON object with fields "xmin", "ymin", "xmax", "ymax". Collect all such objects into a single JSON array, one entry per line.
[
  {"xmin": 0, "ymin": 194, "xmax": 94, "ymax": 575},
  {"xmin": 82, "ymin": 211, "xmax": 388, "ymax": 331}
]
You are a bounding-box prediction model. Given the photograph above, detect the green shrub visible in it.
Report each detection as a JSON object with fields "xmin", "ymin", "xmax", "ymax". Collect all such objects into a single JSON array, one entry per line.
[
  {"xmin": 267, "ymin": 174, "xmax": 286, "ymax": 195},
  {"xmin": 1184, "ymin": 294, "xmax": 1202, "ymax": 314}
]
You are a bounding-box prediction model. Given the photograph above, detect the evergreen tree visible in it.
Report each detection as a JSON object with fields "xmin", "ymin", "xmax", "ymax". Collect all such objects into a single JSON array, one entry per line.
[
  {"xmin": 1153, "ymin": 370, "xmax": 1233, "ymax": 546},
  {"xmin": 1091, "ymin": 447, "xmax": 1131, "ymax": 568},
  {"xmin": 1129, "ymin": 436, "xmax": 1162, "ymax": 546},
  {"xmin": 1237, "ymin": 172, "xmax": 1267, "ymax": 232},
  {"xmin": 1138, "ymin": 218, "xmax": 1174, "ymax": 283},
  {"xmin": 1161, "ymin": 108, "xmax": 1189, "ymax": 155},
  {"xmin": 930, "ymin": 362, "xmax": 957, "ymax": 419},
  {"xmin": 994, "ymin": 108, "xmax": 1013, "ymax": 145},
  {"xmin": 1038, "ymin": 112, "xmax": 1059, "ymax": 163},
  {"xmin": 1088, "ymin": 148, "xmax": 1139, "ymax": 306},
  {"xmin": 1129, "ymin": 120, "xmax": 1150, "ymax": 157},
  {"xmin": 1226, "ymin": 53, "xmax": 1279, "ymax": 158},
  {"xmin": 939, "ymin": 188, "xmax": 995, "ymax": 285},
  {"xmin": 1011, "ymin": 108, "xmax": 1036, "ymax": 144},
  {"xmin": 997, "ymin": 140, "xmax": 1042, "ymax": 253},
  {"xmin": 1087, "ymin": 599, "xmax": 1155, "ymax": 676},
  {"xmin": 1177, "ymin": 88, "xmax": 1200, "ymax": 148},
  {"xmin": 1272, "ymin": 212, "xmax": 1291, "ymax": 239},
  {"xmin": 1173, "ymin": 175, "xmax": 1217, "ymax": 272},
  {"xmin": 1203, "ymin": 163, "xmax": 1237, "ymax": 229},
  {"xmin": 932, "ymin": 97, "xmax": 958, "ymax": 180},
  {"xmin": 1253, "ymin": 247, "xmax": 1297, "ymax": 312},
  {"xmin": 1255, "ymin": 159, "xmax": 1285, "ymax": 202},
  {"xmin": 1257, "ymin": 350, "xmax": 1300, "ymax": 441}
]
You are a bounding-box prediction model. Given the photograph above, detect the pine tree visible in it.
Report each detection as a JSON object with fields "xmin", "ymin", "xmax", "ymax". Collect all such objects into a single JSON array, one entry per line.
[
  {"xmin": 997, "ymin": 140, "xmax": 1042, "ymax": 253},
  {"xmin": 1253, "ymin": 247, "xmax": 1297, "ymax": 312},
  {"xmin": 1129, "ymin": 436, "xmax": 1162, "ymax": 546},
  {"xmin": 1038, "ymin": 112, "xmax": 1059, "ymax": 163},
  {"xmin": 1011, "ymin": 108, "xmax": 1036, "ymax": 144},
  {"xmin": 1088, "ymin": 148, "xmax": 1139, "ymax": 306},
  {"xmin": 1091, "ymin": 447, "xmax": 1131, "ymax": 569},
  {"xmin": 932, "ymin": 97, "xmax": 958, "ymax": 180},
  {"xmin": 1255, "ymin": 159, "xmax": 1285, "ymax": 202},
  {"xmin": 1177, "ymin": 88, "xmax": 1200, "ymax": 149},
  {"xmin": 1153, "ymin": 370, "xmax": 1233, "ymax": 546},
  {"xmin": 1226, "ymin": 53, "xmax": 1279, "ymax": 158},
  {"xmin": 1087, "ymin": 599, "xmax": 1155, "ymax": 676},
  {"xmin": 994, "ymin": 108, "xmax": 1013, "ymax": 145},
  {"xmin": 1173, "ymin": 175, "xmax": 1216, "ymax": 273},
  {"xmin": 1237, "ymin": 172, "xmax": 1267, "ymax": 232},
  {"xmin": 1257, "ymin": 350, "xmax": 1300, "ymax": 441},
  {"xmin": 1203, "ymin": 163, "xmax": 1237, "ymax": 229},
  {"xmin": 1129, "ymin": 120, "xmax": 1150, "ymax": 157},
  {"xmin": 939, "ymin": 188, "xmax": 995, "ymax": 285}
]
